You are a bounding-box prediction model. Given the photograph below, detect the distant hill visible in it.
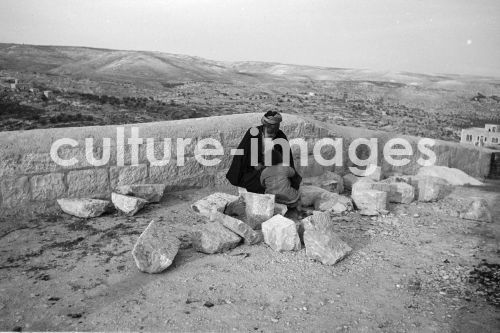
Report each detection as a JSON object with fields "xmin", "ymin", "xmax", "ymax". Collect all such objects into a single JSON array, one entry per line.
[{"xmin": 1, "ymin": 43, "xmax": 499, "ymax": 90}]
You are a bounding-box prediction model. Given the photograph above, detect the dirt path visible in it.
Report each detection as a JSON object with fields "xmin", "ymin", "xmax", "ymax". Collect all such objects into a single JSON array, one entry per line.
[{"xmin": 0, "ymin": 184, "xmax": 498, "ymax": 332}]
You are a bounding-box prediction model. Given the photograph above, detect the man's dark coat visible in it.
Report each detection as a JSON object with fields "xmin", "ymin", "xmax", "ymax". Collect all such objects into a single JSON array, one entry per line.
[{"xmin": 225, "ymin": 125, "xmax": 301, "ymax": 193}]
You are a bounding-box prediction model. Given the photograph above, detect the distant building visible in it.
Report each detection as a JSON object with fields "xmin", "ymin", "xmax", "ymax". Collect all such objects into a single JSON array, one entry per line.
[
  {"xmin": 10, "ymin": 83, "xmax": 17, "ymax": 90},
  {"xmin": 43, "ymin": 90, "xmax": 51, "ymax": 99},
  {"xmin": 461, "ymin": 124, "xmax": 500, "ymax": 148}
]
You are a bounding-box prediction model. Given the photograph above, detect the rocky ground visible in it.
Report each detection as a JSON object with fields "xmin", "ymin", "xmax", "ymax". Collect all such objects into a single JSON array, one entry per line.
[{"xmin": 0, "ymin": 182, "xmax": 499, "ymax": 332}]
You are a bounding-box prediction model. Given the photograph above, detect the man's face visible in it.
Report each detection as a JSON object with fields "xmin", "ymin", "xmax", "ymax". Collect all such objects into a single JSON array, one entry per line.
[{"xmin": 264, "ymin": 123, "xmax": 279, "ymax": 136}]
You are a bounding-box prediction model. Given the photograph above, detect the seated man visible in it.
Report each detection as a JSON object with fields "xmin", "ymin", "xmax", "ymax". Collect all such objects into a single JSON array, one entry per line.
[
  {"xmin": 225, "ymin": 111, "xmax": 301, "ymax": 193},
  {"xmin": 260, "ymin": 149, "xmax": 300, "ymax": 207}
]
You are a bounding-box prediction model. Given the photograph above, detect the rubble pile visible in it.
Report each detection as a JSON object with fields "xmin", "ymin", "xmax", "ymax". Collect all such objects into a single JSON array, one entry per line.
[{"xmin": 53, "ymin": 165, "xmax": 490, "ymax": 274}]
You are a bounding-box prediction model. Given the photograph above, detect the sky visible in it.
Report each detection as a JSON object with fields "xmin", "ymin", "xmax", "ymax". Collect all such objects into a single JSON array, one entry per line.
[{"xmin": 0, "ymin": 0, "xmax": 499, "ymax": 77}]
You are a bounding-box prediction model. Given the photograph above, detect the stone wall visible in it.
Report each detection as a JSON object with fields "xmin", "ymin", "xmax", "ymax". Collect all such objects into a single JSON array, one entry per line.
[
  {"xmin": 0, "ymin": 113, "xmax": 493, "ymax": 217},
  {"xmin": 0, "ymin": 113, "xmax": 328, "ymax": 217}
]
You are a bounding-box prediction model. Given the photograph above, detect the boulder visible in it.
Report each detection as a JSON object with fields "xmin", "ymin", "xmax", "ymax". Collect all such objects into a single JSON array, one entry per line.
[
  {"xmin": 111, "ymin": 193, "xmax": 148, "ymax": 216},
  {"xmin": 132, "ymin": 220, "xmax": 180, "ymax": 273},
  {"xmin": 389, "ymin": 182, "xmax": 415, "ymax": 204},
  {"xmin": 115, "ymin": 184, "xmax": 166, "ymax": 203},
  {"xmin": 261, "ymin": 215, "xmax": 301, "ymax": 251},
  {"xmin": 417, "ymin": 166, "xmax": 483, "ymax": 186},
  {"xmin": 314, "ymin": 192, "xmax": 353, "ymax": 213},
  {"xmin": 351, "ymin": 189, "xmax": 387, "ymax": 215},
  {"xmin": 191, "ymin": 192, "xmax": 239, "ymax": 218},
  {"xmin": 302, "ymin": 171, "xmax": 344, "ymax": 193},
  {"xmin": 191, "ymin": 222, "xmax": 242, "ymax": 254},
  {"xmin": 300, "ymin": 185, "xmax": 353, "ymax": 213},
  {"xmin": 416, "ymin": 176, "xmax": 450, "ymax": 202},
  {"xmin": 241, "ymin": 192, "xmax": 275, "ymax": 229},
  {"xmin": 210, "ymin": 211, "xmax": 262, "ymax": 245},
  {"xmin": 353, "ymin": 180, "xmax": 414, "ymax": 204},
  {"xmin": 300, "ymin": 185, "xmax": 326, "ymax": 207},
  {"xmin": 303, "ymin": 211, "xmax": 352, "ymax": 265},
  {"xmin": 460, "ymin": 198, "xmax": 493, "ymax": 222},
  {"xmin": 382, "ymin": 175, "xmax": 449, "ymax": 202},
  {"xmin": 57, "ymin": 198, "xmax": 110, "ymax": 218}
]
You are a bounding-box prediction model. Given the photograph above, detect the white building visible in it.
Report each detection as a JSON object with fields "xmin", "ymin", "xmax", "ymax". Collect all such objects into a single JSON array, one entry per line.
[{"xmin": 461, "ymin": 124, "xmax": 500, "ymax": 148}]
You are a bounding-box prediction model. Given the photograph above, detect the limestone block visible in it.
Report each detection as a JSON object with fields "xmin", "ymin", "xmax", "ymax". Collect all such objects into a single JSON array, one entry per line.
[
  {"xmin": 389, "ymin": 182, "xmax": 415, "ymax": 204},
  {"xmin": 351, "ymin": 189, "xmax": 387, "ymax": 214},
  {"xmin": 417, "ymin": 165, "xmax": 483, "ymax": 186},
  {"xmin": 274, "ymin": 203, "xmax": 288, "ymax": 216},
  {"xmin": 241, "ymin": 192, "xmax": 275, "ymax": 230},
  {"xmin": 302, "ymin": 211, "xmax": 352, "ymax": 265},
  {"xmin": 0, "ymin": 176, "xmax": 30, "ymax": 209},
  {"xmin": 30, "ymin": 173, "xmax": 66, "ymax": 201},
  {"xmin": 211, "ymin": 211, "xmax": 261, "ymax": 245},
  {"xmin": 191, "ymin": 222, "xmax": 242, "ymax": 254},
  {"xmin": 353, "ymin": 179, "xmax": 414, "ymax": 204},
  {"xmin": 314, "ymin": 192, "xmax": 353, "ymax": 213},
  {"xmin": 115, "ymin": 184, "xmax": 166, "ymax": 203},
  {"xmin": 66, "ymin": 168, "xmax": 109, "ymax": 197},
  {"xmin": 299, "ymin": 185, "xmax": 326, "ymax": 207},
  {"xmin": 459, "ymin": 197, "xmax": 493, "ymax": 222},
  {"xmin": 300, "ymin": 185, "xmax": 352, "ymax": 213},
  {"xmin": 111, "ymin": 192, "xmax": 148, "ymax": 216},
  {"xmin": 416, "ymin": 176, "xmax": 449, "ymax": 202},
  {"xmin": 304, "ymin": 229, "xmax": 352, "ymax": 265},
  {"xmin": 302, "ymin": 171, "xmax": 344, "ymax": 194},
  {"xmin": 132, "ymin": 220, "xmax": 181, "ymax": 273},
  {"xmin": 261, "ymin": 215, "xmax": 301, "ymax": 252},
  {"xmin": 57, "ymin": 198, "xmax": 110, "ymax": 218},
  {"xmin": 110, "ymin": 164, "xmax": 148, "ymax": 188},
  {"xmin": 191, "ymin": 192, "xmax": 239, "ymax": 218}
]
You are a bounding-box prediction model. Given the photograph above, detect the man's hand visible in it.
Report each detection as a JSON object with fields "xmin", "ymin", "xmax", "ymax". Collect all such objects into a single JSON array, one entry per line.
[{"xmin": 254, "ymin": 163, "xmax": 265, "ymax": 171}]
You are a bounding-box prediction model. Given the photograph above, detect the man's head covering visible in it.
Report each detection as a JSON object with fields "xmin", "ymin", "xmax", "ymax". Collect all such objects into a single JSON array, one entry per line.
[{"xmin": 261, "ymin": 111, "xmax": 282, "ymax": 125}]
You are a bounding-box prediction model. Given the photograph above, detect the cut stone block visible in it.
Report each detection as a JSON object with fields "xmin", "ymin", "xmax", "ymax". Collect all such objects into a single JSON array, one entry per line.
[
  {"xmin": 303, "ymin": 211, "xmax": 352, "ymax": 265},
  {"xmin": 460, "ymin": 197, "xmax": 493, "ymax": 222},
  {"xmin": 300, "ymin": 185, "xmax": 326, "ymax": 207},
  {"xmin": 191, "ymin": 192, "xmax": 238, "ymax": 218},
  {"xmin": 111, "ymin": 192, "xmax": 148, "ymax": 216},
  {"xmin": 57, "ymin": 198, "xmax": 110, "ymax": 218},
  {"xmin": 132, "ymin": 220, "xmax": 180, "ymax": 273},
  {"xmin": 302, "ymin": 171, "xmax": 344, "ymax": 193},
  {"xmin": 353, "ymin": 180, "xmax": 414, "ymax": 204},
  {"xmin": 191, "ymin": 222, "xmax": 242, "ymax": 254},
  {"xmin": 66, "ymin": 168, "xmax": 109, "ymax": 197},
  {"xmin": 30, "ymin": 173, "xmax": 66, "ymax": 201},
  {"xmin": 274, "ymin": 203, "xmax": 288, "ymax": 216},
  {"xmin": 115, "ymin": 184, "xmax": 166, "ymax": 203},
  {"xmin": 300, "ymin": 185, "xmax": 352, "ymax": 213},
  {"xmin": 304, "ymin": 229, "xmax": 352, "ymax": 265},
  {"xmin": 351, "ymin": 189, "xmax": 387, "ymax": 214},
  {"xmin": 261, "ymin": 215, "xmax": 301, "ymax": 252},
  {"xmin": 241, "ymin": 192, "xmax": 275, "ymax": 230},
  {"xmin": 416, "ymin": 176, "xmax": 449, "ymax": 202},
  {"xmin": 210, "ymin": 211, "xmax": 262, "ymax": 245},
  {"xmin": 389, "ymin": 182, "xmax": 415, "ymax": 204},
  {"xmin": 314, "ymin": 192, "xmax": 353, "ymax": 213}
]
